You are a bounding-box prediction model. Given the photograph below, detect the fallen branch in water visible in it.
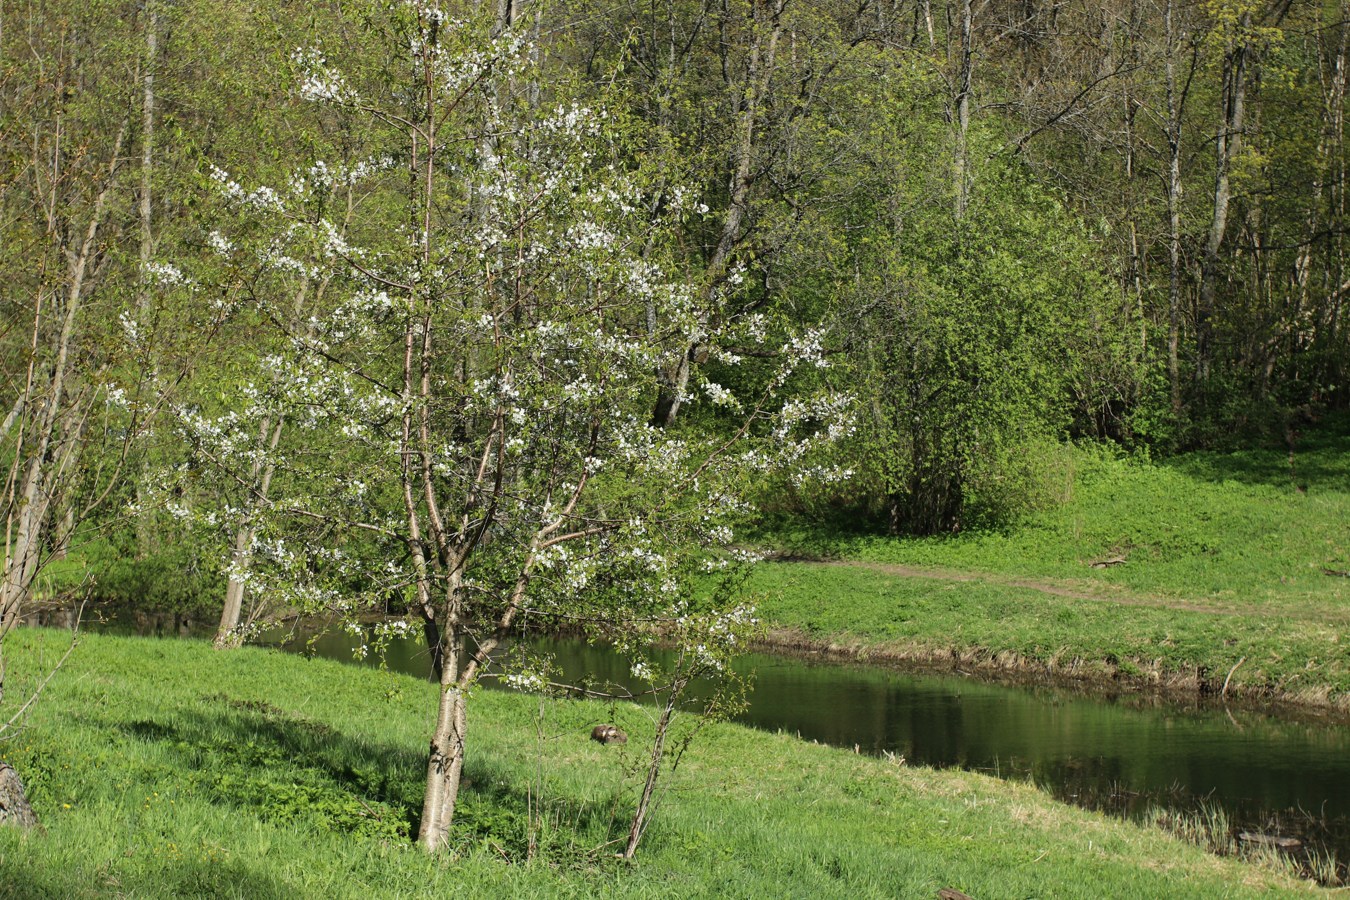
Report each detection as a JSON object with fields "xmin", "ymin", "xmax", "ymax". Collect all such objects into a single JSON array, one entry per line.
[{"xmin": 1221, "ymin": 656, "xmax": 1246, "ymax": 699}]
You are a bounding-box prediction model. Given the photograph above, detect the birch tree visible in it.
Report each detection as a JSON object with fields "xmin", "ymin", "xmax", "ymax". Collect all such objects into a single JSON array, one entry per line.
[{"xmin": 0, "ymin": 0, "xmax": 158, "ymax": 828}]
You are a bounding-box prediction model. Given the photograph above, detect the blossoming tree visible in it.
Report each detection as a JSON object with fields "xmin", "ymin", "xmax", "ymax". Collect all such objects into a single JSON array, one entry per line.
[{"xmin": 184, "ymin": 1, "xmax": 847, "ymax": 852}]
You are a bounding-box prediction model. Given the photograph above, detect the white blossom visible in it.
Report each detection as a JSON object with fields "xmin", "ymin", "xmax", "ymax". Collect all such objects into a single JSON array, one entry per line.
[
  {"xmin": 144, "ymin": 261, "xmax": 189, "ymax": 286},
  {"xmin": 503, "ymin": 672, "xmax": 546, "ymax": 692},
  {"xmin": 292, "ymin": 48, "xmax": 355, "ymax": 103},
  {"xmin": 207, "ymin": 231, "xmax": 234, "ymax": 256},
  {"xmin": 702, "ymin": 382, "xmax": 741, "ymax": 410}
]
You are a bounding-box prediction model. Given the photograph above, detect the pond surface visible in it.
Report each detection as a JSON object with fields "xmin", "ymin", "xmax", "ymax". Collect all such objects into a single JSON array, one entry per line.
[{"xmin": 266, "ymin": 623, "xmax": 1350, "ymax": 865}]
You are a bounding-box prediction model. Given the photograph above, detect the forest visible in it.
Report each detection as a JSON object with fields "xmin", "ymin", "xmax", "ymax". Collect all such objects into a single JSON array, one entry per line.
[{"xmin": 2, "ymin": 0, "xmax": 1349, "ymax": 879}]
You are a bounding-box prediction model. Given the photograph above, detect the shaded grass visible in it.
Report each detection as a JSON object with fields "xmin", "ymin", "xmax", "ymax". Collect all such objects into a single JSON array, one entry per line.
[{"xmin": 0, "ymin": 630, "xmax": 1321, "ymax": 897}]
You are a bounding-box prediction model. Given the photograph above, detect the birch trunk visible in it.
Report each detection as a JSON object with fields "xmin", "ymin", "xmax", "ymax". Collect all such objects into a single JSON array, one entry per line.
[
  {"xmin": 214, "ymin": 253, "xmax": 333, "ymax": 645},
  {"xmin": 952, "ymin": 0, "xmax": 974, "ymax": 221},
  {"xmin": 1329, "ymin": 2, "xmax": 1349, "ymax": 369},
  {"xmin": 1297, "ymin": 1, "xmax": 1348, "ymax": 380},
  {"xmin": 1164, "ymin": 0, "xmax": 1186, "ymax": 413},
  {"xmin": 1, "ymin": 122, "xmax": 127, "ymax": 627},
  {"xmin": 653, "ymin": 0, "xmax": 785, "ymax": 426},
  {"xmin": 1195, "ymin": 12, "xmax": 1248, "ymax": 391},
  {"xmin": 213, "ymin": 414, "xmax": 284, "ymax": 648},
  {"xmin": 134, "ymin": 2, "xmax": 158, "ymax": 558}
]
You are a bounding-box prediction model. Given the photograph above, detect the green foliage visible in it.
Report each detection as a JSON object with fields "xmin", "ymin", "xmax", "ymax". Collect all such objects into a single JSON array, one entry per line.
[
  {"xmin": 829, "ymin": 155, "xmax": 1138, "ymax": 533},
  {"xmin": 34, "ymin": 533, "xmax": 221, "ymax": 615},
  {"xmin": 5, "ymin": 0, "xmax": 1350, "ymax": 884}
]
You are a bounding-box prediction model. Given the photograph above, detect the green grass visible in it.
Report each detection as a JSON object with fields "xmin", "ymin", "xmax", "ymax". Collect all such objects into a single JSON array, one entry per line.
[
  {"xmin": 0, "ymin": 629, "xmax": 1320, "ymax": 897},
  {"xmin": 747, "ymin": 563, "xmax": 1350, "ymax": 701},
  {"xmin": 751, "ymin": 427, "xmax": 1350, "ymax": 705}
]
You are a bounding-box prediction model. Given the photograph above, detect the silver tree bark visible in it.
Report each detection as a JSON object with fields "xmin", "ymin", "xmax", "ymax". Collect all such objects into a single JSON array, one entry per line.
[
  {"xmin": 214, "ymin": 414, "xmax": 284, "ymax": 648},
  {"xmin": 134, "ymin": 1, "xmax": 158, "ymax": 559},
  {"xmin": 1, "ymin": 122, "xmax": 128, "ymax": 629},
  {"xmin": 1164, "ymin": 0, "xmax": 1190, "ymax": 413},
  {"xmin": 1194, "ymin": 9, "xmax": 1249, "ymax": 390},
  {"xmin": 952, "ymin": 0, "xmax": 974, "ymax": 221},
  {"xmin": 652, "ymin": 0, "xmax": 785, "ymax": 427}
]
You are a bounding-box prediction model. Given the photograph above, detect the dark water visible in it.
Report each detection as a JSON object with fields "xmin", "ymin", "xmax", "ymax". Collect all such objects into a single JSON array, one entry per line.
[
  {"xmin": 262, "ymin": 623, "xmax": 1350, "ymax": 865},
  {"xmin": 56, "ymin": 606, "xmax": 1350, "ymax": 869}
]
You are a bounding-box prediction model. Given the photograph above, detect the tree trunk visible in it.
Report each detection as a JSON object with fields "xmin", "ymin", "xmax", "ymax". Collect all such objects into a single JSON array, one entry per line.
[
  {"xmin": 214, "ymin": 270, "xmax": 324, "ymax": 647},
  {"xmin": 1164, "ymin": 0, "xmax": 1187, "ymax": 413},
  {"xmin": 1195, "ymin": 11, "xmax": 1249, "ymax": 392},
  {"xmin": 952, "ymin": 0, "xmax": 974, "ymax": 221},
  {"xmin": 135, "ymin": 1, "xmax": 158, "ymax": 559},
  {"xmin": 215, "ymin": 531, "xmax": 251, "ymax": 649},
  {"xmin": 1329, "ymin": 2, "xmax": 1349, "ymax": 386},
  {"xmin": 1122, "ymin": 3, "xmax": 1147, "ymax": 362},
  {"xmin": 213, "ymin": 414, "xmax": 284, "ymax": 648},
  {"xmin": 918, "ymin": 0, "xmax": 935, "ymax": 49},
  {"xmin": 0, "ymin": 763, "xmax": 38, "ymax": 830},
  {"xmin": 624, "ymin": 680, "xmax": 682, "ymax": 859},
  {"xmin": 653, "ymin": 0, "xmax": 785, "ymax": 426},
  {"xmin": 1, "ymin": 121, "xmax": 127, "ymax": 626},
  {"xmin": 417, "ymin": 622, "xmax": 467, "ymax": 851},
  {"xmin": 1297, "ymin": 0, "xmax": 1348, "ymax": 390}
]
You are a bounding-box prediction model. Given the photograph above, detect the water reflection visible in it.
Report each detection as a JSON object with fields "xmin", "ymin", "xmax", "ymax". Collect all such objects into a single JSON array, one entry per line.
[
  {"xmin": 260, "ymin": 625, "xmax": 1350, "ymax": 858},
  {"xmin": 59, "ymin": 608, "xmax": 1350, "ymax": 864}
]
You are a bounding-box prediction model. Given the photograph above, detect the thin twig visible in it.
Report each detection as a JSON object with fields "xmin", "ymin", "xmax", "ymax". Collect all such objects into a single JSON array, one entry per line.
[{"xmin": 1, "ymin": 595, "xmax": 87, "ymax": 738}]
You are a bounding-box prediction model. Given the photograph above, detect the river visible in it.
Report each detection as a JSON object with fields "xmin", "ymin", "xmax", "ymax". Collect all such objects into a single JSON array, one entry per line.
[
  {"xmin": 263, "ymin": 621, "xmax": 1350, "ymax": 869},
  {"xmin": 52, "ymin": 605, "xmax": 1350, "ymax": 874}
]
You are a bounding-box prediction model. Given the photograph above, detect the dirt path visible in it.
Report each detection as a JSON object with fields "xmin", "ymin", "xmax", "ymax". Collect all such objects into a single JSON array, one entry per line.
[{"xmin": 790, "ymin": 559, "xmax": 1349, "ymax": 624}]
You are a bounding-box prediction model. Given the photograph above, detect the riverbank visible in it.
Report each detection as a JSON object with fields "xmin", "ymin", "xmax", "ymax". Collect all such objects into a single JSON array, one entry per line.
[
  {"xmin": 749, "ymin": 434, "xmax": 1350, "ymax": 715},
  {"xmin": 748, "ymin": 560, "xmax": 1350, "ymax": 716},
  {"xmin": 0, "ymin": 629, "xmax": 1322, "ymax": 897}
]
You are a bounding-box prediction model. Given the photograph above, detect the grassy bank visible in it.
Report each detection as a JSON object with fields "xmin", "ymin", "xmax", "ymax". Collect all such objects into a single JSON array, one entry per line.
[
  {"xmin": 751, "ymin": 429, "xmax": 1350, "ymax": 709},
  {"xmin": 0, "ymin": 629, "xmax": 1320, "ymax": 897}
]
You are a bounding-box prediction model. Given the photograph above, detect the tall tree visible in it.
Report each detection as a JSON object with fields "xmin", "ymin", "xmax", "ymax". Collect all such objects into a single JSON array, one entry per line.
[
  {"xmin": 0, "ymin": 0, "xmax": 155, "ymax": 829},
  {"xmin": 185, "ymin": 3, "xmax": 844, "ymax": 851},
  {"xmin": 1194, "ymin": 0, "xmax": 1255, "ymax": 391}
]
